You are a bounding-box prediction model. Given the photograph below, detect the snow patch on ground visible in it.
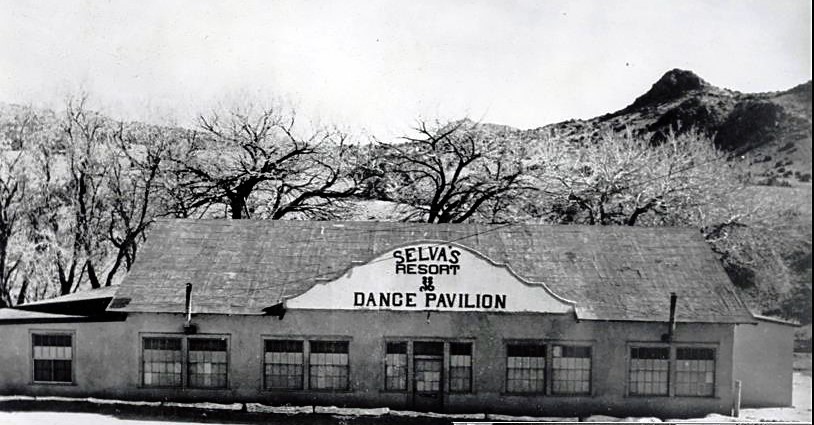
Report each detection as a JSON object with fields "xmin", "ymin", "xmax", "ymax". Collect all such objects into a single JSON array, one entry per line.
[
  {"xmin": 86, "ymin": 398, "xmax": 162, "ymax": 407},
  {"xmin": 245, "ymin": 403, "xmax": 313, "ymax": 414},
  {"xmin": 314, "ymin": 406, "xmax": 389, "ymax": 416},
  {"xmin": 0, "ymin": 396, "xmax": 35, "ymax": 402},
  {"xmin": 1, "ymin": 372, "xmax": 810, "ymax": 423},
  {"xmin": 486, "ymin": 413, "xmax": 579, "ymax": 421},
  {"xmin": 162, "ymin": 402, "xmax": 242, "ymax": 411}
]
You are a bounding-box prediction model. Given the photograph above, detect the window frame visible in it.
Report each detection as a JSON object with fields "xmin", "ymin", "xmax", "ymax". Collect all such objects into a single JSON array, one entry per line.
[
  {"xmin": 260, "ymin": 336, "xmax": 352, "ymax": 393},
  {"xmin": 383, "ymin": 340, "xmax": 409, "ymax": 393},
  {"xmin": 141, "ymin": 335, "xmax": 184, "ymax": 388},
  {"xmin": 627, "ymin": 344, "xmax": 672, "ymax": 397},
  {"xmin": 138, "ymin": 332, "xmax": 230, "ymax": 390},
  {"xmin": 504, "ymin": 340, "xmax": 548, "ymax": 395},
  {"xmin": 30, "ymin": 330, "xmax": 75, "ymax": 385},
  {"xmin": 502, "ymin": 339, "xmax": 596, "ymax": 397},
  {"xmin": 186, "ymin": 336, "xmax": 230, "ymax": 389},
  {"xmin": 550, "ymin": 343, "xmax": 593, "ymax": 396},
  {"xmin": 448, "ymin": 341, "xmax": 474, "ymax": 394},
  {"xmin": 674, "ymin": 345, "xmax": 717, "ymax": 398},
  {"xmin": 625, "ymin": 342, "xmax": 718, "ymax": 399},
  {"xmin": 308, "ymin": 339, "xmax": 351, "ymax": 391},
  {"xmin": 262, "ymin": 338, "xmax": 306, "ymax": 391}
]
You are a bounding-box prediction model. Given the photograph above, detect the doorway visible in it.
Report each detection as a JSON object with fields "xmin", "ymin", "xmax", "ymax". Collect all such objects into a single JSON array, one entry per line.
[{"xmin": 412, "ymin": 341, "xmax": 444, "ymax": 411}]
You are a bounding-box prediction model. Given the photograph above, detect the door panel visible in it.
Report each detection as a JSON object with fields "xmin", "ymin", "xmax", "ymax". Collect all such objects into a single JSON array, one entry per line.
[{"xmin": 413, "ymin": 357, "xmax": 443, "ymax": 411}]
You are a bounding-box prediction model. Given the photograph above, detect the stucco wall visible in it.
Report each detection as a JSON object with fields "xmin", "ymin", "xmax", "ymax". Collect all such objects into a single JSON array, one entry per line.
[
  {"xmin": 0, "ymin": 311, "xmax": 735, "ymax": 418},
  {"xmin": 733, "ymin": 320, "xmax": 795, "ymax": 407}
]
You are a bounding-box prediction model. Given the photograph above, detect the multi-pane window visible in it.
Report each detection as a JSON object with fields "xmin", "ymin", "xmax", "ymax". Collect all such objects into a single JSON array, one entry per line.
[
  {"xmin": 32, "ymin": 333, "xmax": 73, "ymax": 383},
  {"xmin": 309, "ymin": 341, "xmax": 349, "ymax": 390},
  {"xmin": 552, "ymin": 345, "xmax": 591, "ymax": 395},
  {"xmin": 449, "ymin": 342, "xmax": 473, "ymax": 393},
  {"xmin": 264, "ymin": 340, "xmax": 304, "ymax": 390},
  {"xmin": 143, "ymin": 337, "xmax": 183, "ymax": 387},
  {"xmin": 188, "ymin": 338, "xmax": 228, "ymax": 389},
  {"xmin": 629, "ymin": 346, "xmax": 670, "ymax": 396},
  {"xmin": 675, "ymin": 348, "xmax": 715, "ymax": 397},
  {"xmin": 384, "ymin": 342, "xmax": 407, "ymax": 391},
  {"xmin": 506, "ymin": 343, "xmax": 546, "ymax": 393}
]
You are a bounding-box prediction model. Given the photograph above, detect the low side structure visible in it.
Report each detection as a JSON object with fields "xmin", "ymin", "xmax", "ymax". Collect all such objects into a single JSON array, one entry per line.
[
  {"xmin": 0, "ymin": 220, "xmax": 780, "ymax": 418},
  {"xmin": 733, "ymin": 315, "xmax": 798, "ymax": 407}
]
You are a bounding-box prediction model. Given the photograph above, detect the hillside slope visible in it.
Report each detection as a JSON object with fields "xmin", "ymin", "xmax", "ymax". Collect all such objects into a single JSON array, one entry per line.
[{"xmin": 524, "ymin": 69, "xmax": 812, "ymax": 185}]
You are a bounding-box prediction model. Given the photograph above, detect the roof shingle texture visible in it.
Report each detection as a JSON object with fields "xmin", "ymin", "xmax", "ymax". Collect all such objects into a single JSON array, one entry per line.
[{"xmin": 110, "ymin": 219, "xmax": 754, "ymax": 323}]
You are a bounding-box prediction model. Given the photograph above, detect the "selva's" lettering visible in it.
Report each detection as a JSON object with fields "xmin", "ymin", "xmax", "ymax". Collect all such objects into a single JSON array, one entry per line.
[{"xmin": 393, "ymin": 246, "xmax": 462, "ymax": 275}]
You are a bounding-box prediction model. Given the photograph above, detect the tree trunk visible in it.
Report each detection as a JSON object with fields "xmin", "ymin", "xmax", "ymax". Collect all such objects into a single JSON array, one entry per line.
[
  {"xmin": 58, "ymin": 260, "xmax": 77, "ymax": 295},
  {"xmin": 105, "ymin": 244, "xmax": 129, "ymax": 287},
  {"xmin": 16, "ymin": 276, "xmax": 28, "ymax": 305},
  {"xmin": 87, "ymin": 260, "xmax": 101, "ymax": 289},
  {"xmin": 230, "ymin": 196, "xmax": 245, "ymax": 219}
]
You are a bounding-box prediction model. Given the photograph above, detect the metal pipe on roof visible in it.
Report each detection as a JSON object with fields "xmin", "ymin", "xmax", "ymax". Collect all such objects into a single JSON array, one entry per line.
[
  {"xmin": 183, "ymin": 283, "xmax": 197, "ymax": 334},
  {"xmin": 669, "ymin": 292, "xmax": 678, "ymax": 335},
  {"xmin": 661, "ymin": 292, "xmax": 678, "ymax": 342},
  {"xmin": 185, "ymin": 283, "xmax": 193, "ymax": 323}
]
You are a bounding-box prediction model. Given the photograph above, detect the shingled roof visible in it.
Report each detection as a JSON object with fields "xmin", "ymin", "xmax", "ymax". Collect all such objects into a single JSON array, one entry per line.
[{"xmin": 109, "ymin": 219, "xmax": 754, "ymax": 323}]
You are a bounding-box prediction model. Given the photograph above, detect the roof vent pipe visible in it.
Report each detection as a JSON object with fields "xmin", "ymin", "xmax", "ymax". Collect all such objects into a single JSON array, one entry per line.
[
  {"xmin": 183, "ymin": 283, "xmax": 197, "ymax": 334},
  {"xmin": 662, "ymin": 292, "xmax": 678, "ymax": 342}
]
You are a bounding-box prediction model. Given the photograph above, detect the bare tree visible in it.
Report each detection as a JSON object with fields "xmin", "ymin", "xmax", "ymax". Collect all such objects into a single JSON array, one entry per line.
[
  {"xmin": 541, "ymin": 128, "xmax": 742, "ymax": 226},
  {"xmin": 103, "ymin": 122, "xmax": 175, "ymax": 286},
  {"xmin": 57, "ymin": 96, "xmax": 115, "ymax": 292},
  {"xmin": 166, "ymin": 105, "xmax": 359, "ymax": 220},
  {"xmin": 0, "ymin": 145, "xmax": 27, "ymax": 307},
  {"xmin": 538, "ymin": 127, "xmax": 810, "ymax": 319},
  {"xmin": 382, "ymin": 120, "xmax": 536, "ymax": 223},
  {"xmin": 0, "ymin": 105, "xmax": 65, "ymax": 306},
  {"xmin": 0, "ymin": 105, "xmax": 66, "ymax": 304},
  {"xmin": 19, "ymin": 95, "xmax": 115, "ymax": 296}
]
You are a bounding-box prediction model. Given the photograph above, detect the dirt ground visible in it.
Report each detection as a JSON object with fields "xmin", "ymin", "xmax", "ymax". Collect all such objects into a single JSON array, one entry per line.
[
  {"xmin": 738, "ymin": 371, "xmax": 812, "ymax": 423},
  {"xmin": 1, "ymin": 371, "xmax": 811, "ymax": 424}
]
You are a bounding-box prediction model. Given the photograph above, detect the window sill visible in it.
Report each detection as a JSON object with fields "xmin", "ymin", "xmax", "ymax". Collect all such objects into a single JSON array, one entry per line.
[
  {"xmin": 548, "ymin": 393, "xmax": 593, "ymax": 397},
  {"xmin": 30, "ymin": 381, "xmax": 75, "ymax": 386},
  {"xmin": 674, "ymin": 395, "xmax": 719, "ymax": 399},
  {"xmin": 261, "ymin": 388, "xmax": 354, "ymax": 394},
  {"xmin": 138, "ymin": 385, "xmax": 183, "ymax": 390},
  {"xmin": 625, "ymin": 394, "xmax": 720, "ymax": 400},
  {"xmin": 186, "ymin": 387, "xmax": 231, "ymax": 391},
  {"xmin": 626, "ymin": 394, "xmax": 671, "ymax": 398},
  {"xmin": 498, "ymin": 392, "xmax": 593, "ymax": 398},
  {"xmin": 500, "ymin": 392, "xmax": 547, "ymax": 397},
  {"xmin": 138, "ymin": 386, "xmax": 232, "ymax": 391}
]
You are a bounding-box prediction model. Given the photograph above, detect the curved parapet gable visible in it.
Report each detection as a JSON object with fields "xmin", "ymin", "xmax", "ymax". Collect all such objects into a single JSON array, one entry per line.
[{"xmin": 286, "ymin": 241, "xmax": 576, "ymax": 314}]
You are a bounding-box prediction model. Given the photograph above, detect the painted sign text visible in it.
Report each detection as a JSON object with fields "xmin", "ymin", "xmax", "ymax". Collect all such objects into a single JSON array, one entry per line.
[{"xmin": 353, "ymin": 291, "xmax": 507, "ymax": 310}]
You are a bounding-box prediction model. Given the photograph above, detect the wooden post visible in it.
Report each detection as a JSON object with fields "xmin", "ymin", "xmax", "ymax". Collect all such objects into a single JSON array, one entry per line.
[{"xmin": 733, "ymin": 379, "xmax": 742, "ymax": 417}]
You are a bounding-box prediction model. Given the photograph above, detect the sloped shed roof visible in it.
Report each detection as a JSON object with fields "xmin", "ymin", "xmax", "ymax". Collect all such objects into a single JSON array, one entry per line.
[
  {"xmin": 17, "ymin": 285, "xmax": 118, "ymax": 307},
  {"xmin": 109, "ymin": 219, "xmax": 754, "ymax": 323}
]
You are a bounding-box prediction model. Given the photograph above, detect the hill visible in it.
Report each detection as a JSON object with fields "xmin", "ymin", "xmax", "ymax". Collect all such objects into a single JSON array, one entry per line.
[{"xmin": 521, "ymin": 69, "xmax": 812, "ymax": 185}]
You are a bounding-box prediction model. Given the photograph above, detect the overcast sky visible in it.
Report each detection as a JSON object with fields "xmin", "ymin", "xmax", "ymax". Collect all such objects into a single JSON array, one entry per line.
[{"xmin": 1, "ymin": 0, "xmax": 811, "ymax": 138}]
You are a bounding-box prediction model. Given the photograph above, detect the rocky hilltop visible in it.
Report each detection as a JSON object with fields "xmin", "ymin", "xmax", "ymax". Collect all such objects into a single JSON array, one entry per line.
[{"xmin": 525, "ymin": 69, "xmax": 812, "ymax": 185}]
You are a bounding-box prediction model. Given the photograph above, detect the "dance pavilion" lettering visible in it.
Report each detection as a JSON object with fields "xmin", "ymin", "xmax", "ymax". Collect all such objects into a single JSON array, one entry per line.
[{"xmin": 353, "ymin": 291, "xmax": 507, "ymax": 310}]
